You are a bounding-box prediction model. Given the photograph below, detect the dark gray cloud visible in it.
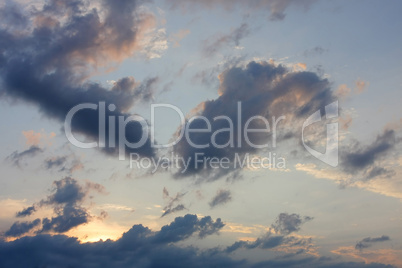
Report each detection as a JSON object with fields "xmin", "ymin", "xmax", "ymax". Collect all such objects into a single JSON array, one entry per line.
[
  {"xmin": 174, "ymin": 60, "xmax": 336, "ymax": 179},
  {"xmin": 0, "ymin": 214, "xmax": 243, "ymax": 268},
  {"xmin": 226, "ymin": 235, "xmax": 285, "ymax": 252},
  {"xmin": 111, "ymin": 76, "xmax": 159, "ymax": 103},
  {"xmin": 0, "ymin": 1, "xmax": 28, "ymax": 29},
  {"xmin": 0, "ymin": 0, "xmax": 156, "ymax": 158},
  {"xmin": 132, "ymin": 76, "xmax": 159, "ymax": 102},
  {"xmin": 226, "ymin": 213, "xmax": 313, "ymax": 253},
  {"xmin": 98, "ymin": 210, "xmax": 109, "ymax": 220},
  {"xmin": 44, "ymin": 156, "xmax": 68, "ymax": 170},
  {"xmin": 40, "ymin": 205, "xmax": 89, "ymax": 233},
  {"xmin": 355, "ymin": 235, "xmax": 391, "ymax": 251},
  {"xmin": 36, "ymin": 177, "xmax": 106, "ymax": 233},
  {"xmin": 161, "ymin": 187, "xmax": 187, "ymax": 217},
  {"xmin": 0, "ymin": 213, "xmax": 393, "ymax": 268},
  {"xmin": 44, "ymin": 177, "xmax": 89, "ymax": 205},
  {"xmin": 341, "ymin": 129, "xmax": 400, "ymax": 174},
  {"xmin": 44, "ymin": 152, "xmax": 84, "ymax": 174},
  {"xmin": 198, "ymin": 216, "xmax": 225, "ymax": 238},
  {"xmin": 251, "ymin": 258, "xmax": 393, "ymax": 268},
  {"xmin": 7, "ymin": 177, "xmax": 105, "ymax": 237},
  {"xmin": 272, "ymin": 213, "xmax": 313, "ymax": 235},
  {"xmin": 3, "ymin": 219, "xmax": 41, "ymax": 237},
  {"xmin": 166, "ymin": 0, "xmax": 317, "ymax": 21},
  {"xmin": 15, "ymin": 206, "xmax": 36, "ymax": 218},
  {"xmin": 6, "ymin": 146, "xmax": 43, "ymax": 167},
  {"xmin": 154, "ymin": 214, "xmax": 224, "ymax": 243},
  {"xmin": 209, "ymin": 189, "xmax": 232, "ymax": 208},
  {"xmin": 161, "ymin": 204, "xmax": 186, "ymax": 218},
  {"xmin": 202, "ymin": 23, "xmax": 250, "ymax": 56}
]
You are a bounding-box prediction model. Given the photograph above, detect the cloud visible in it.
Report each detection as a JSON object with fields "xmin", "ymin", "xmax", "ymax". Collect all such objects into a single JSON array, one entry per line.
[
  {"xmin": 295, "ymin": 159, "xmax": 402, "ymax": 200},
  {"xmin": 0, "ymin": 214, "xmax": 243, "ymax": 268},
  {"xmin": 355, "ymin": 78, "xmax": 368, "ymax": 93},
  {"xmin": 355, "ymin": 235, "xmax": 391, "ymax": 251},
  {"xmin": 293, "ymin": 62, "xmax": 307, "ymax": 71},
  {"xmin": 40, "ymin": 205, "xmax": 89, "ymax": 234},
  {"xmin": 0, "ymin": 1, "xmax": 28, "ymax": 29},
  {"xmin": 15, "ymin": 206, "xmax": 36, "ymax": 218},
  {"xmin": 44, "ymin": 156, "xmax": 68, "ymax": 170},
  {"xmin": 0, "ymin": 0, "xmax": 158, "ymax": 158},
  {"xmin": 0, "ymin": 213, "xmax": 393, "ymax": 268},
  {"xmin": 45, "ymin": 178, "xmax": 89, "ymax": 205},
  {"xmin": 97, "ymin": 203, "xmax": 135, "ymax": 212},
  {"xmin": 209, "ymin": 189, "xmax": 232, "ymax": 208},
  {"xmin": 226, "ymin": 235, "xmax": 284, "ymax": 252},
  {"xmin": 363, "ymin": 166, "xmax": 395, "ymax": 181},
  {"xmin": 0, "ymin": 199, "xmax": 30, "ymax": 220},
  {"xmin": 22, "ymin": 130, "xmax": 56, "ymax": 147},
  {"xmin": 332, "ymin": 246, "xmax": 401, "ymax": 267},
  {"xmin": 271, "ymin": 213, "xmax": 313, "ymax": 235},
  {"xmin": 98, "ymin": 210, "xmax": 109, "ymax": 220},
  {"xmin": 252, "ymin": 258, "xmax": 393, "ymax": 268},
  {"xmin": 44, "ymin": 152, "xmax": 84, "ymax": 175},
  {"xmin": 3, "ymin": 219, "xmax": 41, "ymax": 237},
  {"xmin": 226, "ymin": 212, "xmax": 314, "ymax": 254},
  {"xmin": 339, "ymin": 114, "xmax": 353, "ymax": 130},
  {"xmin": 6, "ymin": 145, "xmax": 43, "ymax": 167},
  {"xmin": 154, "ymin": 214, "xmax": 224, "ymax": 243},
  {"xmin": 197, "ymin": 216, "xmax": 225, "ymax": 238},
  {"xmin": 140, "ymin": 28, "xmax": 169, "ymax": 59},
  {"xmin": 170, "ymin": 29, "xmax": 190, "ymax": 47},
  {"xmin": 166, "ymin": 0, "xmax": 317, "ymax": 21},
  {"xmin": 202, "ymin": 23, "xmax": 250, "ymax": 56},
  {"xmin": 161, "ymin": 204, "xmax": 186, "ymax": 218},
  {"xmin": 341, "ymin": 129, "xmax": 400, "ymax": 174},
  {"xmin": 295, "ymin": 120, "xmax": 402, "ymax": 199},
  {"xmin": 335, "ymin": 79, "xmax": 368, "ymax": 99},
  {"xmin": 161, "ymin": 187, "xmax": 187, "ymax": 217},
  {"xmin": 130, "ymin": 76, "xmax": 159, "ymax": 102},
  {"xmin": 192, "ymin": 55, "xmax": 246, "ymax": 87},
  {"xmin": 335, "ymin": 84, "xmax": 352, "ymax": 99},
  {"xmin": 5, "ymin": 177, "xmax": 105, "ymax": 237},
  {"xmin": 174, "ymin": 60, "xmax": 336, "ymax": 179}
]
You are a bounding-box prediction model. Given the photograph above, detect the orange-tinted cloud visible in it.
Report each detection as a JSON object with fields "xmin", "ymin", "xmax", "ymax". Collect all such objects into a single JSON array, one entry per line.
[
  {"xmin": 332, "ymin": 246, "xmax": 402, "ymax": 267},
  {"xmin": 335, "ymin": 84, "xmax": 351, "ymax": 99},
  {"xmin": 293, "ymin": 62, "xmax": 307, "ymax": 71},
  {"xmin": 170, "ymin": 29, "xmax": 191, "ymax": 48},
  {"xmin": 355, "ymin": 78, "xmax": 369, "ymax": 93},
  {"xmin": 22, "ymin": 130, "xmax": 56, "ymax": 147},
  {"xmin": 340, "ymin": 114, "xmax": 353, "ymax": 130}
]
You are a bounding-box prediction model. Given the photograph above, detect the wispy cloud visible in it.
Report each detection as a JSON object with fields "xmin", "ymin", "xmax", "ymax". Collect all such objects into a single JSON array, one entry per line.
[
  {"xmin": 6, "ymin": 146, "xmax": 43, "ymax": 168},
  {"xmin": 166, "ymin": 0, "xmax": 317, "ymax": 21},
  {"xmin": 209, "ymin": 189, "xmax": 232, "ymax": 208},
  {"xmin": 202, "ymin": 23, "xmax": 250, "ymax": 56},
  {"xmin": 161, "ymin": 187, "xmax": 187, "ymax": 217}
]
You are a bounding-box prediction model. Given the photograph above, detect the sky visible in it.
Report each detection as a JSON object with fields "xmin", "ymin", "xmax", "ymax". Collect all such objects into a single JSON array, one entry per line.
[{"xmin": 0, "ymin": 0, "xmax": 401, "ymax": 267}]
